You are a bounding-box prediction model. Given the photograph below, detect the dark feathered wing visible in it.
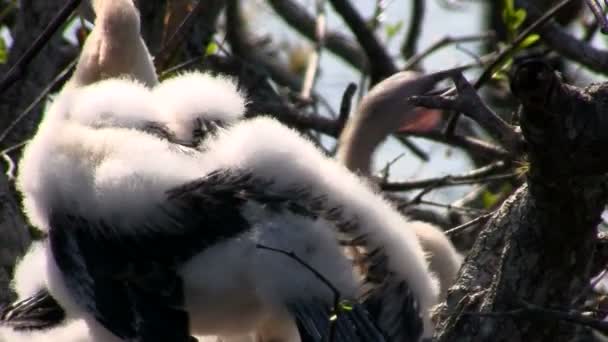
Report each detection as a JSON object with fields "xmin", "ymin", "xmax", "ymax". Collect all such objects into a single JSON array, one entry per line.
[{"xmin": 46, "ymin": 168, "xmax": 424, "ymax": 341}]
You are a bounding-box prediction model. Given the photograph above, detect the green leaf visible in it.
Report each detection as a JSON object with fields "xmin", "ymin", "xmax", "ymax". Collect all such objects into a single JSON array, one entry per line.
[
  {"xmin": 339, "ymin": 300, "xmax": 353, "ymax": 311},
  {"xmin": 502, "ymin": 0, "xmax": 528, "ymax": 41},
  {"xmin": 385, "ymin": 21, "xmax": 403, "ymax": 39},
  {"xmin": 482, "ymin": 190, "xmax": 500, "ymax": 209},
  {"xmin": 205, "ymin": 41, "xmax": 218, "ymax": 56},
  {"xmin": 0, "ymin": 35, "xmax": 6, "ymax": 64},
  {"xmin": 519, "ymin": 34, "xmax": 540, "ymax": 49},
  {"xmin": 481, "ymin": 183, "xmax": 513, "ymax": 209}
]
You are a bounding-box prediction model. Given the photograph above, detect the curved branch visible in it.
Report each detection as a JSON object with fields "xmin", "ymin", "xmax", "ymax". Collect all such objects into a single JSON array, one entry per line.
[
  {"xmin": 266, "ymin": 0, "xmax": 367, "ymax": 72},
  {"xmin": 327, "ymin": 0, "xmax": 397, "ymax": 84}
]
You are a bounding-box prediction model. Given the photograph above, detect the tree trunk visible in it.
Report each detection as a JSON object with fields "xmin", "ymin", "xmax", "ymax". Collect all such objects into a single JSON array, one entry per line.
[{"xmin": 434, "ymin": 60, "xmax": 608, "ymax": 340}]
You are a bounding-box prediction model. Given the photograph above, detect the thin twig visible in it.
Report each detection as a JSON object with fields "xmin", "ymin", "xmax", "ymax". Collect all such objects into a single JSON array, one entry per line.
[
  {"xmin": 0, "ymin": 59, "xmax": 77, "ymax": 147},
  {"xmin": 381, "ymin": 161, "xmax": 511, "ymax": 192},
  {"xmin": 0, "ymin": 0, "xmax": 81, "ymax": 94},
  {"xmin": 404, "ymin": 32, "xmax": 496, "ymax": 71},
  {"xmin": 417, "ymin": 199, "xmax": 486, "ymax": 215},
  {"xmin": 256, "ymin": 244, "xmax": 341, "ymax": 340},
  {"xmin": 445, "ymin": 211, "xmax": 495, "ymax": 236},
  {"xmin": 300, "ymin": 0, "xmax": 326, "ymax": 100}
]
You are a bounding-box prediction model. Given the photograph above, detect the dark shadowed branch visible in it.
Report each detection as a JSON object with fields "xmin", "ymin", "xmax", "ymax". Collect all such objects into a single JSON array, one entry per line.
[{"xmin": 327, "ymin": 0, "xmax": 397, "ymax": 84}]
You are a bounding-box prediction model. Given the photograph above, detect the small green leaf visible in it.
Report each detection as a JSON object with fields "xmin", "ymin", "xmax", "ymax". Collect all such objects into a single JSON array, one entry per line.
[
  {"xmin": 339, "ymin": 300, "xmax": 354, "ymax": 311},
  {"xmin": 482, "ymin": 190, "xmax": 500, "ymax": 209},
  {"xmin": 502, "ymin": 0, "xmax": 528, "ymax": 41},
  {"xmin": 492, "ymin": 70, "xmax": 509, "ymax": 82},
  {"xmin": 385, "ymin": 21, "xmax": 403, "ymax": 39},
  {"xmin": 481, "ymin": 183, "xmax": 512, "ymax": 209},
  {"xmin": 205, "ymin": 41, "xmax": 218, "ymax": 56},
  {"xmin": 519, "ymin": 34, "xmax": 540, "ymax": 49},
  {"xmin": 0, "ymin": 35, "xmax": 6, "ymax": 64}
]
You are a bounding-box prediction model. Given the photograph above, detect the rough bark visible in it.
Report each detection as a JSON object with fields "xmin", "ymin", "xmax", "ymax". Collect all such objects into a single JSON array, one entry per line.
[{"xmin": 434, "ymin": 60, "xmax": 608, "ymax": 340}]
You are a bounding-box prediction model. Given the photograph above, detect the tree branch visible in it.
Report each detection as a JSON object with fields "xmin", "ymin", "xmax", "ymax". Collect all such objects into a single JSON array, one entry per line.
[
  {"xmin": 327, "ymin": 0, "xmax": 397, "ymax": 84},
  {"xmin": 266, "ymin": 0, "xmax": 367, "ymax": 72}
]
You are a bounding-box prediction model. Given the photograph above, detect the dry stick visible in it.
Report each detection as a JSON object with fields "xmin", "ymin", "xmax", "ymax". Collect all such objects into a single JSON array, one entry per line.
[
  {"xmin": 417, "ymin": 199, "xmax": 486, "ymax": 215},
  {"xmin": 300, "ymin": 0, "xmax": 326, "ymax": 101},
  {"xmin": 382, "ymin": 160, "xmax": 510, "ymax": 192},
  {"xmin": 0, "ymin": 59, "xmax": 77, "ymax": 148},
  {"xmin": 444, "ymin": 211, "xmax": 495, "ymax": 237},
  {"xmin": 443, "ymin": 0, "xmax": 575, "ymax": 136},
  {"xmin": 403, "ymin": 32, "xmax": 496, "ymax": 71},
  {"xmin": 0, "ymin": 0, "xmax": 81, "ymax": 94},
  {"xmin": 401, "ymin": 130, "xmax": 511, "ymax": 160}
]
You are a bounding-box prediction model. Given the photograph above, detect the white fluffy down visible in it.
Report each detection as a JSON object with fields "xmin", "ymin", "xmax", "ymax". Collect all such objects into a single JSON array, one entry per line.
[
  {"xmin": 154, "ymin": 71, "xmax": 246, "ymax": 141},
  {"xmin": 200, "ymin": 117, "xmax": 440, "ymax": 337},
  {"xmin": 17, "ymin": 71, "xmax": 437, "ymax": 339}
]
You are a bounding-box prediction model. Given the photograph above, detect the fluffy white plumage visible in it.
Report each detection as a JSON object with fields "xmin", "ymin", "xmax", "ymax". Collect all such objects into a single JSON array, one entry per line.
[
  {"xmin": 16, "ymin": 71, "xmax": 438, "ymax": 340},
  {"xmin": 154, "ymin": 72, "xmax": 247, "ymax": 141}
]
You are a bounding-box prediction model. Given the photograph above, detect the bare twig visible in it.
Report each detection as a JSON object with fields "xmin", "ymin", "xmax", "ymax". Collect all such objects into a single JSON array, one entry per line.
[
  {"xmin": 300, "ymin": 0, "xmax": 326, "ymax": 100},
  {"xmin": 399, "ymin": 130, "xmax": 511, "ymax": 161},
  {"xmin": 0, "ymin": 0, "xmax": 81, "ymax": 94},
  {"xmin": 393, "ymin": 135, "xmax": 429, "ymax": 162},
  {"xmin": 381, "ymin": 161, "xmax": 513, "ymax": 192},
  {"xmin": 417, "ymin": 199, "xmax": 486, "ymax": 215},
  {"xmin": 444, "ymin": 211, "xmax": 495, "ymax": 236},
  {"xmin": 403, "ymin": 32, "xmax": 496, "ymax": 71},
  {"xmin": 256, "ymin": 244, "xmax": 341, "ymax": 340},
  {"xmin": 0, "ymin": 59, "xmax": 77, "ymax": 148}
]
